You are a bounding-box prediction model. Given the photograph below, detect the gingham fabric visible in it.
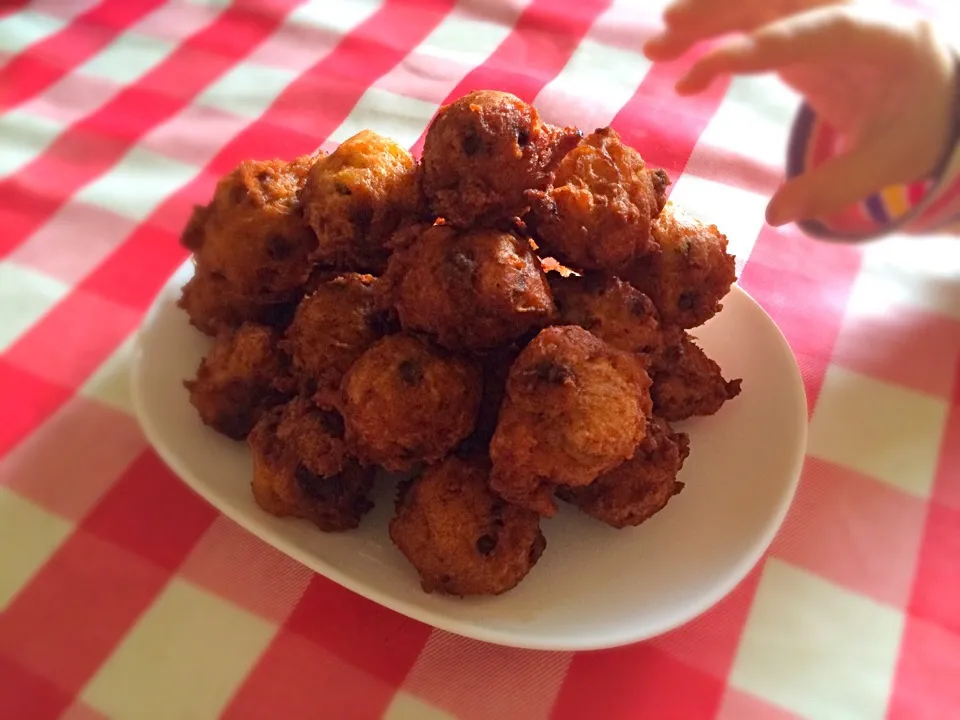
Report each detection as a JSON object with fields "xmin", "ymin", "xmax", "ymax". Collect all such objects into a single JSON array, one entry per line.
[{"xmin": 2, "ymin": 1, "xmax": 959, "ymax": 718}]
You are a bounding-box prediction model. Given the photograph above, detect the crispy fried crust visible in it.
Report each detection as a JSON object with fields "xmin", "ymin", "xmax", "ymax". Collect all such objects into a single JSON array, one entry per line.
[
  {"xmin": 178, "ymin": 264, "xmax": 298, "ymax": 337},
  {"xmin": 341, "ymin": 334, "xmax": 482, "ymax": 472},
  {"xmin": 281, "ymin": 272, "xmax": 391, "ymax": 406},
  {"xmin": 489, "ymin": 325, "xmax": 652, "ymax": 516},
  {"xmin": 379, "ymin": 224, "xmax": 556, "ymax": 351},
  {"xmin": 187, "ymin": 156, "xmax": 319, "ymax": 297},
  {"xmin": 249, "ymin": 398, "xmax": 374, "ymax": 532},
  {"xmin": 625, "ymin": 202, "xmax": 737, "ymax": 329},
  {"xmin": 549, "ymin": 272, "xmax": 664, "ymax": 361},
  {"xmin": 652, "ymin": 333, "xmax": 741, "ymax": 421},
  {"xmin": 185, "ymin": 323, "xmax": 290, "ymax": 439},
  {"xmin": 389, "ymin": 456, "xmax": 545, "ymax": 596},
  {"xmin": 421, "ymin": 90, "xmax": 574, "ymax": 228},
  {"xmin": 557, "ymin": 417, "xmax": 689, "ymax": 528},
  {"xmin": 526, "ymin": 127, "xmax": 669, "ymax": 274},
  {"xmin": 301, "ymin": 130, "xmax": 420, "ymax": 274}
]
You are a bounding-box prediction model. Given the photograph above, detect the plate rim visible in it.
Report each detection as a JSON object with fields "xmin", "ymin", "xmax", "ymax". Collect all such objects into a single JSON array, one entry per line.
[{"xmin": 130, "ymin": 261, "xmax": 808, "ymax": 652}]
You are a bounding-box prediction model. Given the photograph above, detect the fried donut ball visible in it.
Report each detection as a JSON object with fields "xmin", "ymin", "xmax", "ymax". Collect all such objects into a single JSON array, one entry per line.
[
  {"xmin": 185, "ymin": 323, "xmax": 290, "ymax": 440},
  {"xmin": 301, "ymin": 130, "xmax": 419, "ymax": 273},
  {"xmin": 341, "ymin": 334, "xmax": 482, "ymax": 472},
  {"xmin": 178, "ymin": 265, "xmax": 297, "ymax": 337},
  {"xmin": 526, "ymin": 127, "xmax": 670, "ymax": 274},
  {"xmin": 625, "ymin": 202, "xmax": 737, "ymax": 329},
  {"xmin": 652, "ymin": 333, "xmax": 741, "ymax": 421},
  {"xmin": 421, "ymin": 90, "xmax": 572, "ymax": 227},
  {"xmin": 490, "ymin": 326, "xmax": 652, "ymax": 516},
  {"xmin": 187, "ymin": 156, "xmax": 319, "ymax": 297},
  {"xmin": 549, "ymin": 272, "xmax": 663, "ymax": 360},
  {"xmin": 389, "ymin": 457, "xmax": 546, "ymax": 596},
  {"xmin": 249, "ymin": 398, "xmax": 374, "ymax": 532},
  {"xmin": 557, "ymin": 417, "xmax": 689, "ymax": 528},
  {"xmin": 455, "ymin": 343, "xmax": 521, "ymax": 457},
  {"xmin": 380, "ymin": 224, "xmax": 556, "ymax": 351},
  {"xmin": 281, "ymin": 273, "xmax": 392, "ymax": 405}
]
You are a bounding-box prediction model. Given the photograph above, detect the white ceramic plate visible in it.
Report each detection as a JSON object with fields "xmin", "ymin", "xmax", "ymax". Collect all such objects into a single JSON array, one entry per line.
[{"xmin": 131, "ymin": 259, "xmax": 807, "ymax": 652}]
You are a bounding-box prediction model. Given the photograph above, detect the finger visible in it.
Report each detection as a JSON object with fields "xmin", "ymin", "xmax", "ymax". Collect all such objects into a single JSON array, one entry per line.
[
  {"xmin": 642, "ymin": 32, "xmax": 697, "ymax": 62},
  {"xmin": 765, "ymin": 135, "xmax": 908, "ymax": 227},
  {"xmin": 674, "ymin": 8, "xmax": 847, "ymax": 94}
]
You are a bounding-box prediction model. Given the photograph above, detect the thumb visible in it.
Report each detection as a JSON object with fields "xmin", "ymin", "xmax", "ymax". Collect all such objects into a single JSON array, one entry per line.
[{"xmin": 765, "ymin": 133, "xmax": 911, "ymax": 227}]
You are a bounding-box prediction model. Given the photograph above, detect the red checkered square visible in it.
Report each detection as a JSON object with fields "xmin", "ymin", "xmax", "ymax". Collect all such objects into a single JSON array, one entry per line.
[
  {"xmin": 649, "ymin": 563, "xmax": 763, "ymax": 680},
  {"xmin": 833, "ymin": 298, "xmax": 960, "ymax": 400},
  {"xmin": 0, "ymin": 654, "xmax": 72, "ymax": 720},
  {"xmin": 10, "ymin": 201, "xmax": 136, "ymax": 285},
  {"xmin": 888, "ymin": 616, "xmax": 960, "ymax": 719},
  {"xmin": 552, "ymin": 644, "xmax": 725, "ymax": 720},
  {"xmin": 0, "ymin": 529, "xmax": 170, "ymax": 694},
  {"xmin": 4, "ymin": 286, "xmax": 144, "ymax": 389},
  {"xmin": 179, "ymin": 515, "xmax": 313, "ymax": 624},
  {"xmin": 908, "ymin": 501, "xmax": 960, "ymax": 636},
  {"xmin": 284, "ymin": 575, "xmax": 431, "ymax": 687},
  {"xmin": 222, "ymin": 629, "xmax": 399, "ymax": 720},
  {"xmin": 0, "ymin": 395, "xmax": 145, "ymax": 521},
  {"xmin": 771, "ymin": 457, "xmax": 927, "ymax": 608},
  {"xmin": 403, "ymin": 633, "xmax": 571, "ymax": 720},
  {"xmin": 0, "ymin": 361, "xmax": 72, "ymax": 458},
  {"xmin": 81, "ymin": 450, "xmax": 217, "ymax": 572},
  {"xmin": 716, "ymin": 687, "xmax": 801, "ymax": 720}
]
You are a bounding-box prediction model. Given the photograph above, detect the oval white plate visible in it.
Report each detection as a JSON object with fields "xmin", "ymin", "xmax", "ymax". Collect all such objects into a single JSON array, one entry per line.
[{"xmin": 131, "ymin": 259, "xmax": 807, "ymax": 652}]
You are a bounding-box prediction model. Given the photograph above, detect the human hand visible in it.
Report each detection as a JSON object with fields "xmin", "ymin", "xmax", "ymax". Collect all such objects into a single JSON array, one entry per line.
[
  {"xmin": 646, "ymin": 3, "xmax": 957, "ymax": 228},
  {"xmin": 643, "ymin": 0, "xmax": 850, "ymax": 64}
]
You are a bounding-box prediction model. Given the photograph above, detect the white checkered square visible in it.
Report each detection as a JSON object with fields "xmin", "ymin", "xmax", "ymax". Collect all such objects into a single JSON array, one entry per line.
[
  {"xmin": 76, "ymin": 31, "xmax": 176, "ymax": 86},
  {"xmin": 0, "ymin": 488, "xmax": 72, "ymax": 612},
  {"xmin": 80, "ymin": 334, "xmax": 136, "ymax": 416},
  {"xmin": 0, "ymin": 11, "xmax": 66, "ymax": 55},
  {"xmin": 383, "ymin": 692, "xmax": 457, "ymax": 720},
  {"xmin": 285, "ymin": 0, "xmax": 383, "ymax": 35},
  {"xmin": 666, "ymin": 174, "xmax": 768, "ymax": 272},
  {"xmin": 0, "ymin": 261, "xmax": 69, "ymax": 353},
  {"xmin": 0, "ymin": 109, "xmax": 64, "ymax": 178},
  {"xmin": 329, "ymin": 87, "xmax": 438, "ymax": 149},
  {"xmin": 81, "ymin": 578, "xmax": 277, "ymax": 719},
  {"xmin": 731, "ymin": 559, "xmax": 904, "ymax": 720},
  {"xmin": 73, "ymin": 146, "xmax": 198, "ymax": 221},
  {"xmin": 808, "ymin": 364, "xmax": 947, "ymax": 498},
  {"xmin": 537, "ymin": 37, "xmax": 652, "ymax": 132},
  {"xmin": 196, "ymin": 60, "xmax": 299, "ymax": 120}
]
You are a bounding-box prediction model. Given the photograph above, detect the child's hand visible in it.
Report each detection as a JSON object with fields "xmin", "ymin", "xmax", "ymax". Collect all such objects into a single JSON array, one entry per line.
[
  {"xmin": 646, "ymin": 3, "xmax": 956, "ymax": 228},
  {"xmin": 643, "ymin": 0, "xmax": 849, "ymax": 64}
]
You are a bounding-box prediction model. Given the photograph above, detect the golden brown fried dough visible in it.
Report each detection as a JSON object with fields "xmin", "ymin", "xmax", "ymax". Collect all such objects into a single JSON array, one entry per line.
[
  {"xmin": 421, "ymin": 90, "xmax": 570, "ymax": 227},
  {"xmin": 489, "ymin": 326, "xmax": 652, "ymax": 516},
  {"xmin": 557, "ymin": 417, "xmax": 689, "ymax": 528},
  {"xmin": 549, "ymin": 272, "xmax": 663, "ymax": 360},
  {"xmin": 625, "ymin": 202, "xmax": 737, "ymax": 329},
  {"xmin": 380, "ymin": 224, "xmax": 556, "ymax": 351},
  {"xmin": 301, "ymin": 130, "xmax": 419, "ymax": 273},
  {"xmin": 526, "ymin": 127, "xmax": 669, "ymax": 274},
  {"xmin": 389, "ymin": 457, "xmax": 546, "ymax": 596},
  {"xmin": 249, "ymin": 398, "xmax": 374, "ymax": 532},
  {"xmin": 188, "ymin": 156, "xmax": 319, "ymax": 297},
  {"xmin": 178, "ymin": 264, "xmax": 297, "ymax": 337},
  {"xmin": 185, "ymin": 323, "xmax": 290, "ymax": 440},
  {"xmin": 341, "ymin": 334, "xmax": 481, "ymax": 472},
  {"xmin": 281, "ymin": 272, "xmax": 392, "ymax": 405},
  {"xmin": 652, "ymin": 333, "xmax": 741, "ymax": 421}
]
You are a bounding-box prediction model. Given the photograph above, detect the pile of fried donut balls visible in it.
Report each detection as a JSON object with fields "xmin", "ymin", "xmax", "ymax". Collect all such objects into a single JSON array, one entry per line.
[{"xmin": 179, "ymin": 90, "xmax": 741, "ymax": 597}]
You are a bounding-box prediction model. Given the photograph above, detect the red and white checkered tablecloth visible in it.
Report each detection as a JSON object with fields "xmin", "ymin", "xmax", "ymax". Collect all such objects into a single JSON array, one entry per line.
[{"xmin": 2, "ymin": 0, "xmax": 960, "ymax": 717}]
